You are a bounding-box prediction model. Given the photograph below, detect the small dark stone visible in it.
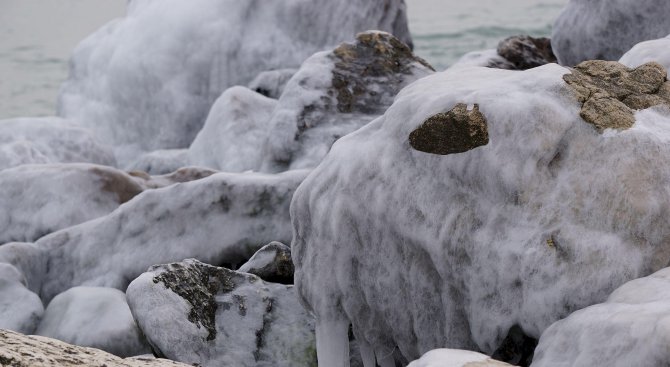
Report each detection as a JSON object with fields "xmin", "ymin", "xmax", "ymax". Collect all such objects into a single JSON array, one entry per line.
[
  {"xmin": 491, "ymin": 324, "xmax": 538, "ymax": 367},
  {"xmin": 497, "ymin": 35, "xmax": 557, "ymax": 70},
  {"xmin": 239, "ymin": 242, "xmax": 295, "ymax": 285},
  {"xmin": 409, "ymin": 103, "xmax": 489, "ymax": 155}
]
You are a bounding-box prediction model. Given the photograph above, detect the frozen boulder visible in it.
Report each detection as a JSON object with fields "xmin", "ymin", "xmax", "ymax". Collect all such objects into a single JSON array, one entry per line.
[
  {"xmin": 552, "ymin": 0, "xmax": 670, "ymax": 66},
  {"xmin": 291, "ymin": 63, "xmax": 670, "ymax": 366},
  {"xmin": 35, "ymin": 287, "xmax": 150, "ymax": 357},
  {"xmin": 620, "ymin": 35, "xmax": 670, "ymax": 71},
  {"xmin": 189, "ymin": 31, "xmax": 433, "ymax": 173},
  {"xmin": 33, "ymin": 169, "xmax": 307, "ymax": 302},
  {"xmin": 128, "ymin": 150, "xmax": 190, "ymax": 175},
  {"xmin": 248, "ymin": 69, "xmax": 298, "ymax": 99},
  {"xmin": 0, "ymin": 164, "xmax": 143, "ymax": 244},
  {"xmin": 452, "ymin": 36, "xmax": 556, "ymax": 71},
  {"xmin": 0, "ymin": 117, "xmax": 115, "ymax": 171},
  {"xmin": 452, "ymin": 49, "xmax": 515, "ymax": 70},
  {"xmin": 0, "ymin": 263, "xmax": 43, "ymax": 334},
  {"xmin": 0, "ymin": 329, "xmax": 190, "ymax": 367},
  {"xmin": 126, "ymin": 258, "xmax": 316, "ymax": 367},
  {"xmin": 408, "ymin": 349, "xmax": 513, "ymax": 367},
  {"xmin": 58, "ymin": 0, "xmax": 413, "ymax": 165},
  {"xmin": 129, "ymin": 166, "xmax": 217, "ymax": 189},
  {"xmin": 532, "ymin": 267, "xmax": 670, "ymax": 367},
  {"xmin": 239, "ymin": 241, "xmax": 294, "ymax": 284}
]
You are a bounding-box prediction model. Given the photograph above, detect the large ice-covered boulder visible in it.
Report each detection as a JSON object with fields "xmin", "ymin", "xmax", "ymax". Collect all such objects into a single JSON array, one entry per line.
[
  {"xmin": 35, "ymin": 287, "xmax": 150, "ymax": 357},
  {"xmin": 59, "ymin": 0, "xmax": 413, "ymax": 165},
  {"xmin": 0, "ymin": 117, "xmax": 115, "ymax": 171},
  {"xmin": 126, "ymin": 259, "xmax": 316, "ymax": 367},
  {"xmin": 0, "ymin": 262, "xmax": 43, "ymax": 334},
  {"xmin": 620, "ymin": 35, "xmax": 670, "ymax": 71},
  {"xmin": 291, "ymin": 62, "xmax": 670, "ymax": 366},
  {"xmin": 552, "ymin": 0, "xmax": 670, "ymax": 66},
  {"xmin": 188, "ymin": 31, "xmax": 434, "ymax": 173},
  {"xmin": 532, "ymin": 267, "xmax": 670, "ymax": 367}
]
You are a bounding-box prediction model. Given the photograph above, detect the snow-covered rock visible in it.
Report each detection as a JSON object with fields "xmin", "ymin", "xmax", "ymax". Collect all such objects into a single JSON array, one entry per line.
[
  {"xmin": 0, "ymin": 164, "xmax": 143, "ymax": 244},
  {"xmin": 552, "ymin": 0, "xmax": 670, "ymax": 66},
  {"xmin": 452, "ymin": 49, "xmax": 515, "ymax": 70},
  {"xmin": 620, "ymin": 35, "xmax": 670, "ymax": 71},
  {"xmin": 29, "ymin": 169, "xmax": 307, "ymax": 302},
  {"xmin": 532, "ymin": 267, "xmax": 670, "ymax": 367},
  {"xmin": 129, "ymin": 166, "xmax": 217, "ymax": 189},
  {"xmin": 291, "ymin": 63, "xmax": 670, "ymax": 366},
  {"xmin": 126, "ymin": 259, "xmax": 316, "ymax": 367},
  {"xmin": 58, "ymin": 0, "xmax": 413, "ymax": 165},
  {"xmin": 408, "ymin": 349, "xmax": 513, "ymax": 367},
  {"xmin": 0, "ymin": 263, "xmax": 43, "ymax": 334},
  {"xmin": 0, "ymin": 117, "xmax": 115, "ymax": 171},
  {"xmin": 239, "ymin": 242, "xmax": 294, "ymax": 284},
  {"xmin": 35, "ymin": 287, "xmax": 149, "ymax": 357},
  {"xmin": 128, "ymin": 150, "xmax": 190, "ymax": 175},
  {"xmin": 0, "ymin": 329, "xmax": 191, "ymax": 367},
  {"xmin": 452, "ymin": 36, "xmax": 556, "ymax": 71},
  {"xmin": 248, "ymin": 69, "xmax": 298, "ymax": 99}
]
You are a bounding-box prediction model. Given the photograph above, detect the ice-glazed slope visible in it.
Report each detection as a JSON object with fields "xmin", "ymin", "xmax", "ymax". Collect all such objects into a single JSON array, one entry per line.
[
  {"xmin": 291, "ymin": 64, "xmax": 670, "ymax": 366},
  {"xmin": 58, "ymin": 0, "xmax": 413, "ymax": 165},
  {"xmin": 532, "ymin": 267, "xmax": 670, "ymax": 367},
  {"xmin": 620, "ymin": 36, "xmax": 670, "ymax": 71},
  {"xmin": 408, "ymin": 349, "xmax": 513, "ymax": 367},
  {"xmin": 552, "ymin": 0, "xmax": 670, "ymax": 66}
]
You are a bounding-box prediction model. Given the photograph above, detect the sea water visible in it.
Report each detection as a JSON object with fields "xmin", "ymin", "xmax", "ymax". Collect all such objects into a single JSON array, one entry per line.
[{"xmin": 0, "ymin": 0, "xmax": 567, "ymax": 119}]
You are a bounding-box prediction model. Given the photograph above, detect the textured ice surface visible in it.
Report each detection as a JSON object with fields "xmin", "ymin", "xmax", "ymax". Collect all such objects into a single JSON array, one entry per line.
[
  {"xmin": 248, "ymin": 69, "xmax": 297, "ymax": 99},
  {"xmin": 8, "ymin": 169, "xmax": 307, "ymax": 302},
  {"xmin": 532, "ymin": 266, "xmax": 670, "ymax": 367},
  {"xmin": 292, "ymin": 64, "xmax": 670, "ymax": 365},
  {"xmin": 127, "ymin": 259, "xmax": 315, "ymax": 367},
  {"xmin": 58, "ymin": 0, "xmax": 413, "ymax": 165},
  {"xmin": 0, "ymin": 262, "xmax": 43, "ymax": 334},
  {"xmin": 552, "ymin": 0, "xmax": 670, "ymax": 66},
  {"xmin": 620, "ymin": 36, "xmax": 670, "ymax": 71},
  {"xmin": 408, "ymin": 349, "xmax": 513, "ymax": 367},
  {"xmin": 0, "ymin": 164, "xmax": 143, "ymax": 244},
  {"xmin": 0, "ymin": 117, "xmax": 115, "ymax": 170},
  {"xmin": 239, "ymin": 242, "xmax": 294, "ymax": 284},
  {"xmin": 35, "ymin": 286, "xmax": 149, "ymax": 357},
  {"xmin": 128, "ymin": 149, "xmax": 190, "ymax": 175},
  {"xmin": 451, "ymin": 49, "xmax": 514, "ymax": 70}
]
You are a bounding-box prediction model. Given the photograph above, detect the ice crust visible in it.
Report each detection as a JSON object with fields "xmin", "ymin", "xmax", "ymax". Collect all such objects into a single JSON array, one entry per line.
[
  {"xmin": 407, "ymin": 349, "xmax": 513, "ymax": 367},
  {"xmin": 620, "ymin": 35, "xmax": 670, "ymax": 71},
  {"xmin": 552, "ymin": 0, "xmax": 670, "ymax": 66},
  {"xmin": 291, "ymin": 64, "xmax": 670, "ymax": 365},
  {"xmin": 58, "ymin": 0, "xmax": 413, "ymax": 165},
  {"xmin": 35, "ymin": 286, "xmax": 150, "ymax": 357},
  {"xmin": 0, "ymin": 262, "xmax": 43, "ymax": 334}
]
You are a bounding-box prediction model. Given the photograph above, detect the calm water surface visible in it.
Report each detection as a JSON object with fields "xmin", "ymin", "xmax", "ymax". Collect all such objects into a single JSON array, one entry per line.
[{"xmin": 0, "ymin": 0, "xmax": 567, "ymax": 118}]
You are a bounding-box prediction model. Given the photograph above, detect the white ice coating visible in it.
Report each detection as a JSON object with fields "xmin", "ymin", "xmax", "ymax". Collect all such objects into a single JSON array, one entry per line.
[
  {"xmin": 0, "ymin": 117, "xmax": 115, "ymax": 171},
  {"xmin": 35, "ymin": 286, "xmax": 149, "ymax": 358},
  {"xmin": 0, "ymin": 262, "xmax": 43, "ymax": 334},
  {"xmin": 0, "ymin": 164, "xmax": 142, "ymax": 244},
  {"xmin": 247, "ymin": 68, "xmax": 298, "ymax": 99},
  {"xmin": 552, "ymin": 0, "xmax": 670, "ymax": 66},
  {"xmin": 291, "ymin": 64, "xmax": 670, "ymax": 365},
  {"xmin": 58, "ymin": 0, "xmax": 413, "ymax": 165},
  {"xmin": 407, "ymin": 349, "xmax": 513, "ymax": 367},
  {"xmin": 450, "ymin": 49, "xmax": 513, "ymax": 70},
  {"xmin": 619, "ymin": 35, "xmax": 670, "ymax": 71},
  {"xmin": 532, "ymin": 266, "xmax": 670, "ymax": 367}
]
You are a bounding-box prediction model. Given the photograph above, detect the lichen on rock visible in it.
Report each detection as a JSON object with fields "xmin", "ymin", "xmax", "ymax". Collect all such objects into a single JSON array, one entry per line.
[{"xmin": 409, "ymin": 103, "xmax": 489, "ymax": 155}]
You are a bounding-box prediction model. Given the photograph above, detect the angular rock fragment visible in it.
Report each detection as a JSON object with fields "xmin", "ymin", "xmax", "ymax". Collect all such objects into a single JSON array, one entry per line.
[
  {"xmin": 496, "ymin": 35, "xmax": 557, "ymax": 70},
  {"xmin": 239, "ymin": 242, "xmax": 294, "ymax": 284}
]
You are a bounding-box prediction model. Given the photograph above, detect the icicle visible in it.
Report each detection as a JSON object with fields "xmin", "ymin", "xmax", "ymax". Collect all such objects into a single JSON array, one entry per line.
[
  {"xmin": 358, "ymin": 338, "xmax": 376, "ymax": 367},
  {"xmin": 316, "ymin": 318, "xmax": 350, "ymax": 367}
]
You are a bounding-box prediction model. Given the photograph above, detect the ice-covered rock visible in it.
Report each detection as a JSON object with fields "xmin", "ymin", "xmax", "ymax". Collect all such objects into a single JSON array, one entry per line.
[
  {"xmin": 0, "ymin": 164, "xmax": 143, "ymax": 244},
  {"xmin": 29, "ymin": 169, "xmax": 307, "ymax": 302},
  {"xmin": 407, "ymin": 349, "xmax": 513, "ymax": 367},
  {"xmin": 128, "ymin": 150, "xmax": 190, "ymax": 175},
  {"xmin": 239, "ymin": 242, "xmax": 294, "ymax": 284},
  {"xmin": 129, "ymin": 166, "xmax": 218, "ymax": 189},
  {"xmin": 452, "ymin": 49, "xmax": 515, "ymax": 70},
  {"xmin": 58, "ymin": 0, "xmax": 413, "ymax": 165},
  {"xmin": 291, "ymin": 63, "xmax": 670, "ymax": 366},
  {"xmin": 0, "ymin": 329, "xmax": 190, "ymax": 367},
  {"xmin": 496, "ymin": 36, "xmax": 556, "ymax": 70},
  {"xmin": 188, "ymin": 31, "xmax": 433, "ymax": 173},
  {"xmin": 552, "ymin": 0, "xmax": 670, "ymax": 66},
  {"xmin": 620, "ymin": 35, "xmax": 670, "ymax": 71},
  {"xmin": 532, "ymin": 267, "xmax": 670, "ymax": 367},
  {"xmin": 126, "ymin": 259, "xmax": 316, "ymax": 367},
  {"xmin": 35, "ymin": 287, "xmax": 149, "ymax": 357},
  {"xmin": 0, "ymin": 117, "xmax": 115, "ymax": 171},
  {"xmin": 248, "ymin": 69, "xmax": 298, "ymax": 99},
  {"xmin": 0, "ymin": 263, "xmax": 43, "ymax": 334}
]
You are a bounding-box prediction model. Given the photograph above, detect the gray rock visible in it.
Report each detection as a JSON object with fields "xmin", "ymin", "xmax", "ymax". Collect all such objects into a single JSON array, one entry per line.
[
  {"xmin": 239, "ymin": 242, "xmax": 294, "ymax": 284},
  {"xmin": 126, "ymin": 259, "xmax": 316, "ymax": 367},
  {"xmin": 496, "ymin": 36, "xmax": 557, "ymax": 70}
]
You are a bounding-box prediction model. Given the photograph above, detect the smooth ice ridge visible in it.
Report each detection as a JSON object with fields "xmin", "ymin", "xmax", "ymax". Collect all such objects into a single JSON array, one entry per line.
[
  {"xmin": 620, "ymin": 35, "xmax": 670, "ymax": 71},
  {"xmin": 291, "ymin": 64, "xmax": 670, "ymax": 366},
  {"xmin": 408, "ymin": 349, "xmax": 513, "ymax": 367}
]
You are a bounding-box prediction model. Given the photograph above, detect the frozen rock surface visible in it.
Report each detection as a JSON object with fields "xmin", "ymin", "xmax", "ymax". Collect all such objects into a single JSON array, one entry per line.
[
  {"xmin": 239, "ymin": 242, "xmax": 294, "ymax": 284},
  {"xmin": 496, "ymin": 36, "xmax": 556, "ymax": 70},
  {"xmin": 0, "ymin": 263, "xmax": 43, "ymax": 334},
  {"xmin": 126, "ymin": 259, "xmax": 316, "ymax": 367},
  {"xmin": 129, "ymin": 166, "xmax": 218, "ymax": 189},
  {"xmin": 620, "ymin": 36, "xmax": 670, "ymax": 71},
  {"xmin": 0, "ymin": 117, "xmax": 115, "ymax": 171},
  {"xmin": 25, "ymin": 169, "xmax": 307, "ymax": 302},
  {"xmin": 552, "ymin": 0, "xmax": 670, "ymax": 66},
  {"xmin": 532, "ymin": 267, "xmax": 670, "ymax": 367},
  {"xmin": 0, "ymin": 329, "xmax": 190, "ymax": 367},
  {"xmin": 35, "ymin": 287, "xmax": 150, "ymax": 357},
  {"xmin": 408, "ymin": 349, "xmax": 513, "ymax": 367},
  {"xmin": 189, "ymin": 31, "xmax": 433, "ymax": 173},
  {"xmin": 292, "ymin": 64, "xmax": 670, "ymax": 365},
  {"xmin": 248, "ymin": 69, "xmax": 298, "ymax": 99},
  {"xmin": 59, "ymin": 0, "xmax": 413, "ymax": 164},
  {"xmin": 452, "ymin": 49, "xmax": 515, "ymax": 70},
  {"xmin": 128, "ymin": 150, "xmax": 190, "ymax": 175},
  {"xmin": 0, "ymin": 164, "xmax": 143, "ymax": 244}
]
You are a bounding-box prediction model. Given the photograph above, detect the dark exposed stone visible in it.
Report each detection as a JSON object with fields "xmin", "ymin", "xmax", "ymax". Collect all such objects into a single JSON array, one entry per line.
[
  {"xmin": 409, "ymin": 103, "xmax": 489, "ymax": 155},
  {"xmin": 238, "ymin": 242, "xmax": 294, "ymax": 284},
  {"xmin": 491, "ymin": 325, "xmax": 538, "ymax": 367},
  {"xmin": 497, "ymin": 35, "xmax": 557, "ymax": 70},
  {"xmin": 563, "ymin": 60, "xmax": 670, "ymax": 132}
]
